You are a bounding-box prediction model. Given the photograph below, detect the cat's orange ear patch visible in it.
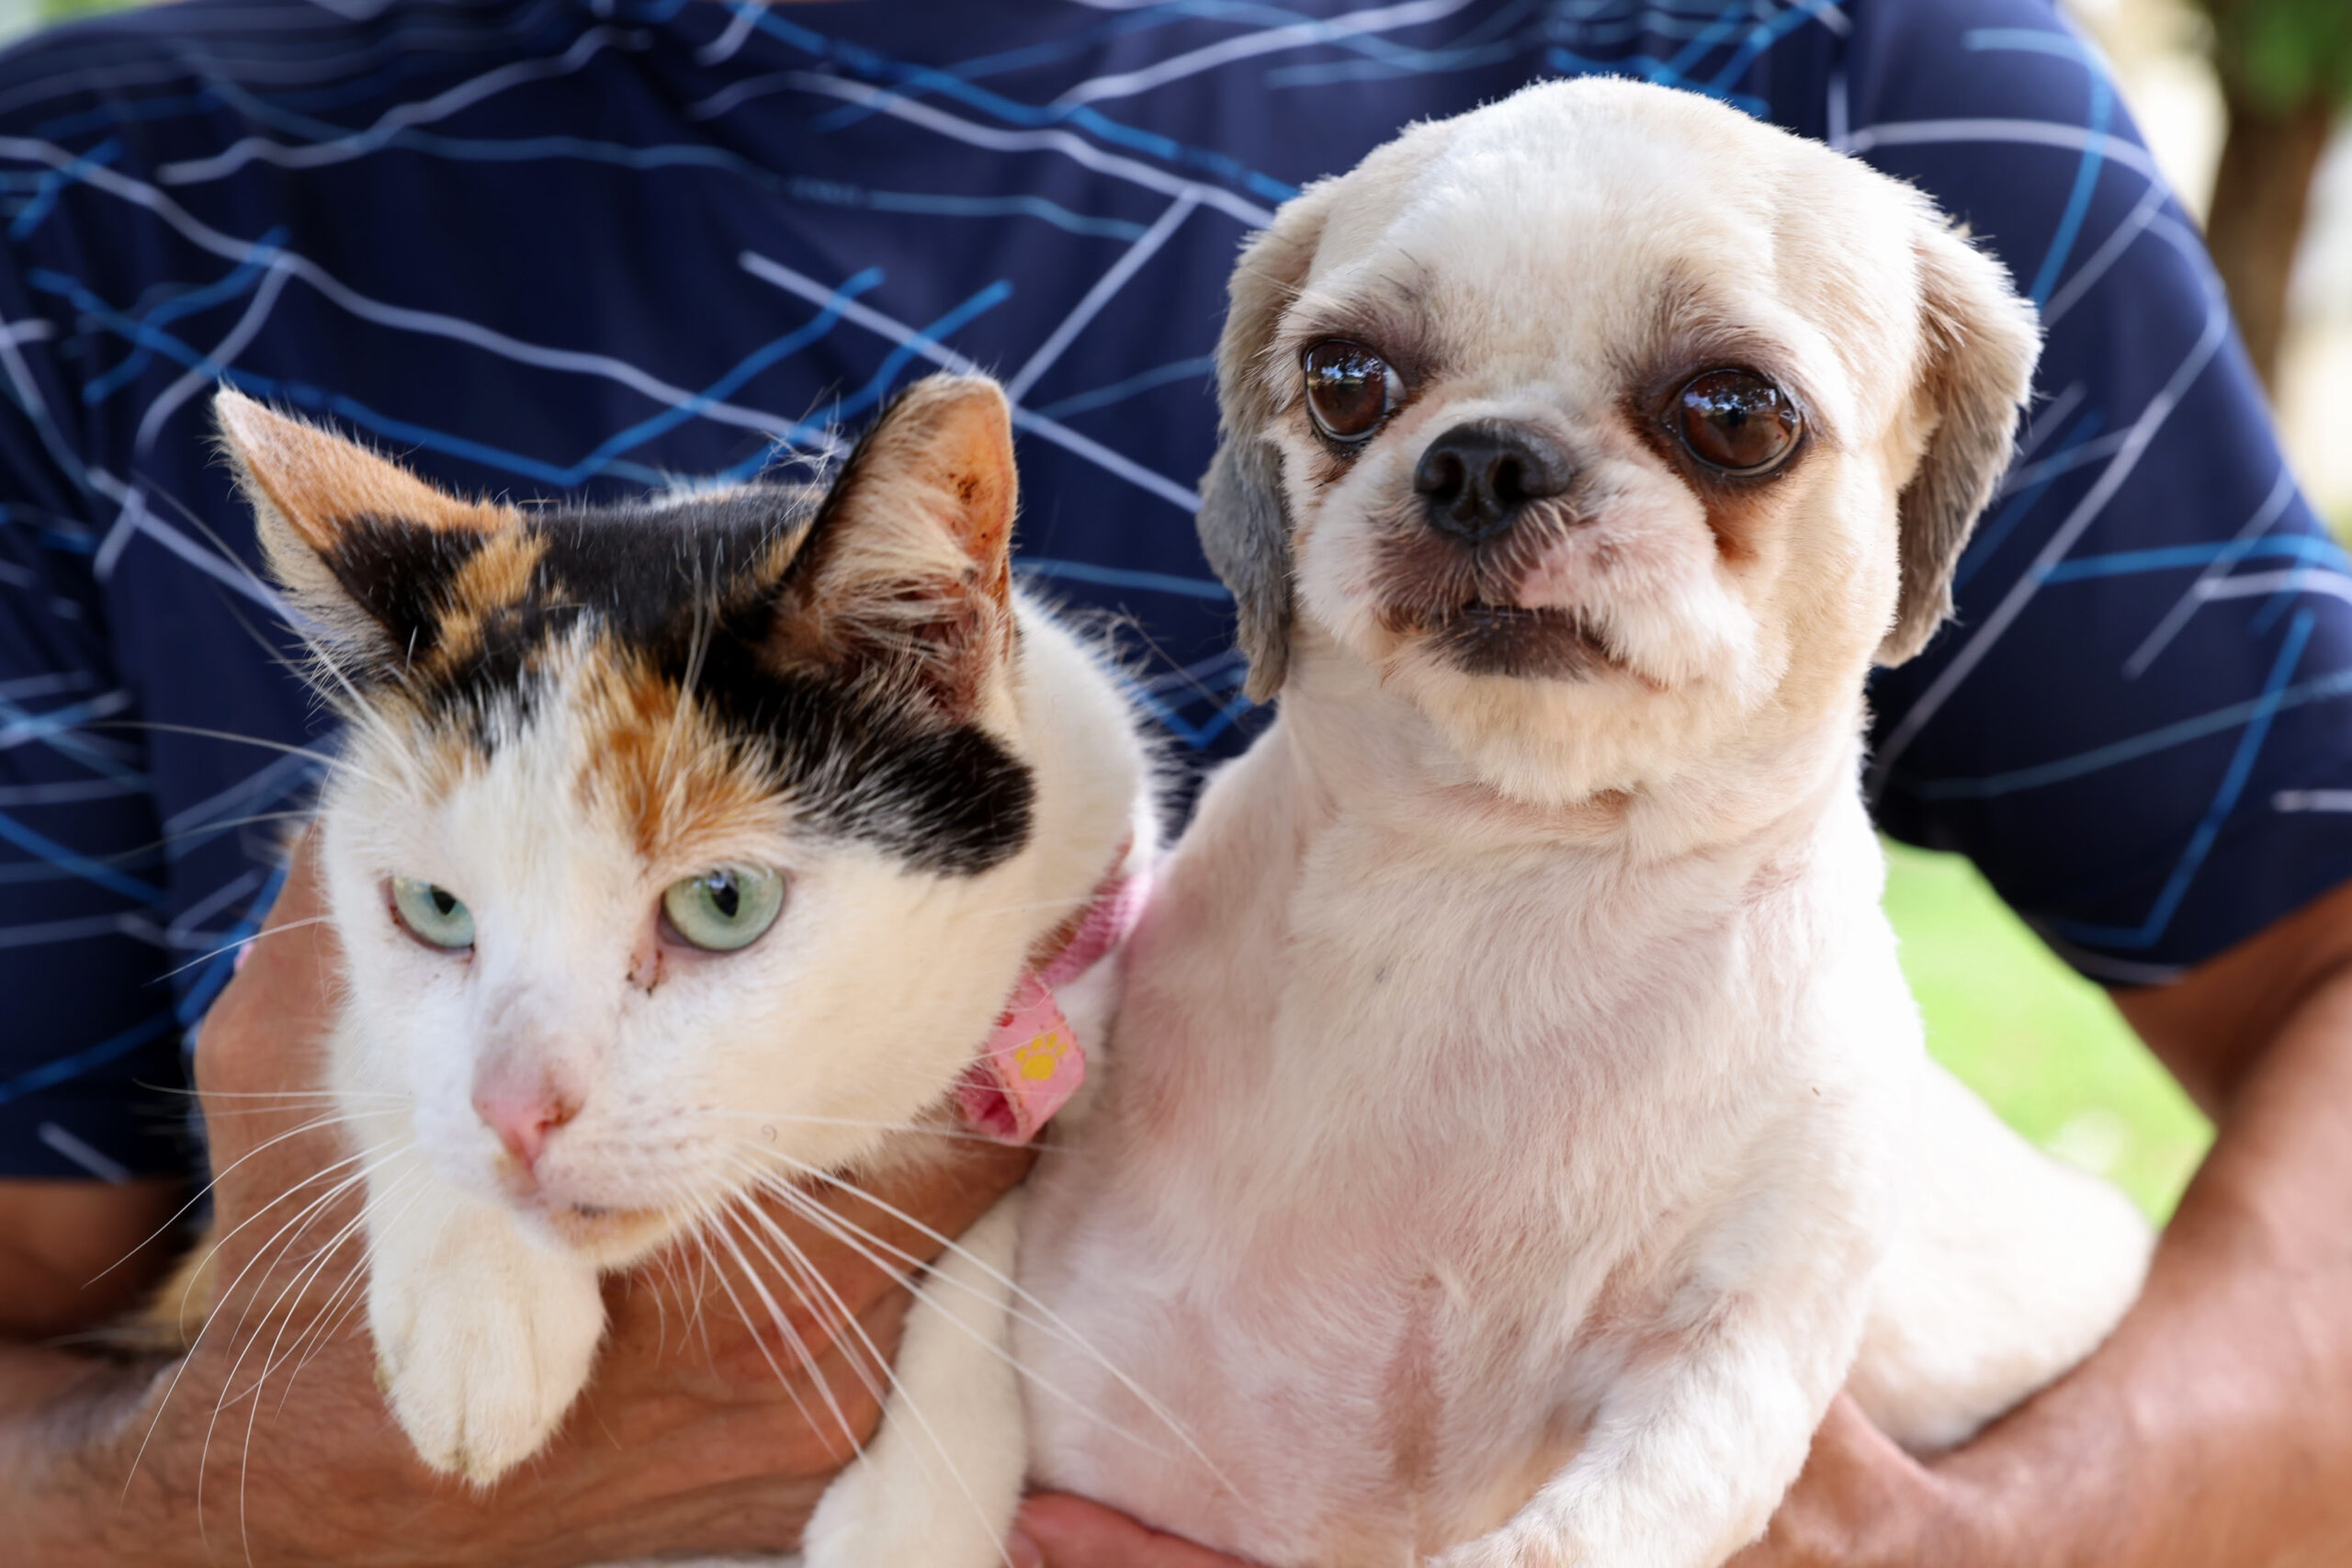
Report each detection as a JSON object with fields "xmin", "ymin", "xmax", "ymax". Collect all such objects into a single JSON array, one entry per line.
[
  {"xmin": 769, "ymin": 375, "xmax": 1021, "ymax": 717},
  {"xmin": 214, "ymin": 389, "xmax": 511, "ymax": 549},
  {"xmin": 865, "ymin": 373, "xmax": 1017, "ymax": 592},
  {"xmin": 217, "ymin": 389, "xmax": 530, "ymax": 680}
]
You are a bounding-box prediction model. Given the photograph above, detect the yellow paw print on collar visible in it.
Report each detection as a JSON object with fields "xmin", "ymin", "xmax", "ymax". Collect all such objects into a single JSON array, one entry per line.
[{"xmin": 1014, "ymin": 1030, "xmax": 1069, "ymax": 1081}]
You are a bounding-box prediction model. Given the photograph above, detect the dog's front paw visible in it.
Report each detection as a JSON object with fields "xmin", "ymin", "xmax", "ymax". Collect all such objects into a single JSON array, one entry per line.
[
  {"xmin": 1428, "ymin": 1522, "xmax": 1585, "ymax": 1568},
  {"xmin": 369, "ymin": 1251, "xmax": 605, "ymax": 1485},
  {"xmin": 800, "ymin": 1433, "xmax": 1012, "ymax": 1568}
]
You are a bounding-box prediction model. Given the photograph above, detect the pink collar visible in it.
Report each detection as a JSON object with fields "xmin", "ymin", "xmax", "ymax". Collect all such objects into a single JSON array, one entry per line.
[{"xmin": 955, "ymin": 857, "xmax": 1150, "ymax": 1144}]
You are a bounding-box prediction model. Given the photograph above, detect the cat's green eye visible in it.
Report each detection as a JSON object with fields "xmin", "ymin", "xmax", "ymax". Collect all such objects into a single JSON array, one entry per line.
[
  {"xmin": 390, "ymin": 876, "xmax": 475, "ymax": 951},
  {"xmin": 662, "ymin": 864, "xmax": 786, "ymax": 953}
]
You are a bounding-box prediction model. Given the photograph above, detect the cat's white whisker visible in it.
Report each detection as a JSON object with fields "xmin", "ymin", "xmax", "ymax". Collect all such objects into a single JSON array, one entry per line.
[
  {"xmin": 725, "ymin": 1154, "xmax": 1180, "ymax": 1471},
  {"xmin": 198, "ymin": 1161, "xmax": 402, "ymax": 1552},
  {"xmin": 279, "ymin": 1166, "xmax": 431, "ymax": 1396},
  {"xmin": 746, "ymin": 1148, "xmax": 1236, "ymax": 1495},
  {"xmin": 126, "ymin": 1141, "xmax": 408, "ymax": 1498},
  {"xmin": 145, "ymin": 807, "xmax": 316, "ymax": 855},
  {"xmin": 703, "ymin": 1108, "xmax": 1082, "ymax": 1154},
  {"xmin": 102, "ymin": 721, "xmax": 382, "ymax": 793},
  {"xmin": 229, "ymin": 1174, "xmax": 413, "ymax": 1565},
  {"xmin": 152, "ymin": 916, "xmax": 335, "ymax": 985},
  {"xmin": 700, "ymin": 1201, "xmax": 868, "ymax": 1460},
  {"xmin": 92, "ymin": 1112, "xmax": 389, "ymax": 1290},
  {"xmin": 720, "ymin": 1189, "xmax": 1015, "ymax": 1557}
]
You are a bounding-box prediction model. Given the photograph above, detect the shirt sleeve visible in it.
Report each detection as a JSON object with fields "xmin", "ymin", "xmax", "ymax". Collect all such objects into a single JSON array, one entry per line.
[
  {"xmin": 1849, "ymin": 0, "xmax": 2352, "ymax": 985},
  {"xmin": 0, "ymin": 219, "xmax": 189, "ymax": 1181}
]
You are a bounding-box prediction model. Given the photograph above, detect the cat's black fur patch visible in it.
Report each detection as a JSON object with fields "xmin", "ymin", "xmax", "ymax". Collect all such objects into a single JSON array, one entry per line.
[
  {"xmin": 679, "ymin": 595, "xmax": 1036, "ymax": 878},
  {"xmin": 323, "ymin": 514, "xmax": 488, "ymax": 668},
  {"xmin": 334, "ymin": 485, "xmax": 1034, "ymax": 878}
]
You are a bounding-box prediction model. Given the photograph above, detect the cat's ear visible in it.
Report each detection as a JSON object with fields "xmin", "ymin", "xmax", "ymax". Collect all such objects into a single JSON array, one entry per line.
[
  {"xmin": 215, "ymin": 389, "xmax": 517, "ymax": 667},
  {"xmin": 770, "ymin": 374, "xmax": 1019, "ymax": 720}
]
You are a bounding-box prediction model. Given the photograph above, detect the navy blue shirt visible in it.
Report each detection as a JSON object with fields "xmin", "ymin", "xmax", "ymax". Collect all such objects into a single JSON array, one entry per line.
[{"xmin": 1, "ymin": 0, "xmax": 2343, "ymax": 1181}]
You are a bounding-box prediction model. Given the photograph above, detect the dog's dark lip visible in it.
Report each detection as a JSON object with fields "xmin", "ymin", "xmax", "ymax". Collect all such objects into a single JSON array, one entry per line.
[{"xmin": 1425, "ymin": 602, "xmax": 1618, "ymax": 682}]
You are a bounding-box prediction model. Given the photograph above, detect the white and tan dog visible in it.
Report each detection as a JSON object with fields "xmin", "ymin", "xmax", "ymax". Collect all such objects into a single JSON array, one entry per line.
[{"xmin": 1017, "ymin": 79, "xmax": 2154, "ymax": 1568}]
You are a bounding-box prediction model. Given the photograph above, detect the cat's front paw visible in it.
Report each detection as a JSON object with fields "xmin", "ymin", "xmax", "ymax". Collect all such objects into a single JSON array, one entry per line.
[{"xmin": 369, "ymin": 1251, "xmax": 605, "ymax": 1485}]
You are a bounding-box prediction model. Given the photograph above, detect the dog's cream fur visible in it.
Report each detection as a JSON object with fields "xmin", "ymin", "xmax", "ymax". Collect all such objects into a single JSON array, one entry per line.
[{"xmin": 1016, "ymin": 80, "xmax": 2154, "ymax": 1568}]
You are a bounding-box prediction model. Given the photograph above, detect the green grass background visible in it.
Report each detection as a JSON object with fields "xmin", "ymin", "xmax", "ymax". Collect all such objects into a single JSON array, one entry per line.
[{"xmin": 1883, "ymin": 841, "xmax": 2211, "ymax": 1222}]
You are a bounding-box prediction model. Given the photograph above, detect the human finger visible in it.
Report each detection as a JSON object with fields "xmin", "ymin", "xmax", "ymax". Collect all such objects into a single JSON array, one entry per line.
[
  {"xmin": 194, "ymin": 827, "xmax": 344, "ymax": 1182},
  {"xmin": 188, "ymin": 829, "xmax": 371, "ymax": 1309},
  {"xmin": 619, "ymin": 1132, "xmax": 1036, "ymax": 1375},
  {"xmin": 1011, "ymin": 1494, "xmax": 1262, "ymax": 1568},
  {"xmin": 1727, "ymin": 1395, "xmax": 1953, "ymax": 1567}
]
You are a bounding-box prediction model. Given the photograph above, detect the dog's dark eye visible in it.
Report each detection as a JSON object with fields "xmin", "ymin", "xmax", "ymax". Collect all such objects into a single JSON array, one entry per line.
[
  {"xmin": 1672, "ymin": 370, "xmax": 1802, "ymax": 475},
  {"xmin": 1303, "ymin": 340, "xmax": 1401, "ymax": 443}
]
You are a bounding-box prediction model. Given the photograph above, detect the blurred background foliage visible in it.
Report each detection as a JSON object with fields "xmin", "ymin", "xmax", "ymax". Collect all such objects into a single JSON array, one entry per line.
[
  {"xmin": 1885, "ymin": 846, "xmax": 2211, "ymax": 1220},
  {"xmin": 27, "ymin": 0, "xmax": 123, "ymax": 23},
  {"xmin": 3, "ymin": 0, "xmax": 2344, "ymax": 1222},
  {"xmin": 2191, "ymin": 0, "xmax": 2352, "ymax": 393}
]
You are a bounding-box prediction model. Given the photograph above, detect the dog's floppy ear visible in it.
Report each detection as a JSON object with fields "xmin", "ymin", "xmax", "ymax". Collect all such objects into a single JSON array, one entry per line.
[
  {"xmin": 1202, "ymin": 180, "xmax": 1342, "ymax": 703},
  {"xmin": 1876, "ymin": 220, "xmax": 2041, "ymax": 666}
]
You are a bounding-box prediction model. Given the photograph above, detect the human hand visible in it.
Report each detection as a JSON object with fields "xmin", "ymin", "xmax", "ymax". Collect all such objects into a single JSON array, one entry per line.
[
  {"xmin": 1722, "ymin": 1396, "xmax": 1996, "ymax": 1568},
  {"xmin": 93, "ymin": 831, "xmax": 1035, "ymax": 1568},
  {"xmin": 1006, "ymin": 1398, "xmax": 1995, "ymax": 1568},
  {"xmin": 1010, "ymin": 1493, "xmax": 1261, "ymax": 1567}
]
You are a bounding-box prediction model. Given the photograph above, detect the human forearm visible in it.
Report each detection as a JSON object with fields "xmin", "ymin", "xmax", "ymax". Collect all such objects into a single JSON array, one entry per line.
[
  {"xmin": 1933, "ymin": 967, "xmax": 2352, "ymax": 1567},
  {"xmin": 0, "ymin": 1340, "xmax": 202, "ymax": 1568}
]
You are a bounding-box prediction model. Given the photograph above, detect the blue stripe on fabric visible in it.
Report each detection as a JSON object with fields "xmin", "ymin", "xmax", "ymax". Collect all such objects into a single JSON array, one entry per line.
[
  {"xmin": 1015, "ymin": 557, "xmax": 1231, "ymax": 601},
  {"xmin": 2041, "ymin": 535, "xmax": 2352, "ymax": 583},
  {"xmin": 2048, "ymin": 610, "xmax": 2316, "ymax": 950},
  {"xmin": 0, "ymin": 846, "xmax": 164, "ymax": 885},
  {"xmin": 0, "ymin": 693, "xmax": 144, "ymax": 785},
  {"xmin": 31, "ymin": 265, "xmax": 891, "ymax": 491},
  {"xmin": 1704, "ymin": 0, "xmax": 1842, "ymax": 96},
  {"xmin": 22, "ymin": 0, "xmax": 564, "ymax": 141},
  {"xmin": 37, "ymin": 90, "xmax": 220, "ymax": 142},
  {"xmin": 762, "ymin": 0, "xmax": 1219, "ymax": 123},
  {"xmin": 1545, "ymin": 47, "xmax": 1763, "ymax": 114},
  {"xmin": 0, "ymin": 1010, "xmax": 177, "ymax": 1110},
  {"xmin": 560, "ymin": 266, "xmax": 883, "ymax": 482},
  {"xmin": 1030, "ymin": 355, "xmax": 1215, "ymax": 421},
  {"xmin": 1268, "ymin": 39, "xmax": 1524, "ymax": 88},
  {"xmin": 79, "ymin": 230, "xmax": 290, "ymax": 405},
  {"xmin": 0, "ymin": 503, "xmax": 101, "ymax": 555},
  {"xmin": 9, "ymin": 137, "xmax": 119, "ymax": 241},
  {"xmin": 729, "ymin": 277, "xmax": 1018, "ymax": 468},
  {"xmin": 1963, "ymin": 28, "xmax": 2113, "ymax": 305},
  {"xmin": 0, "ymin": 806, "xmax": 169, "ymax": 906},
  {"xmin": 1129, "ymin": 677, "xmax": 1256, "ymax": 751},
  {"xmin": 341, "ymin": 129, "xmax": 775, "ymax": 176},
  {"xmin": 860, "ymin": 189, "xmax": 1148, "ymax": 241},
  {"xmin": 761, "ymin": 11, "xmax": 1302, "ymax": 203},
  {"xmin": 1910, "ymin": 648, "xmax": 2352, "ymax": 803},
  {"xmin": 175, "ymin": 855, "xmax": 289, "ymax": 1026},
  {"xmin": 0, "ymin": 692, "xmax": 124, "ymax": 750},
  {"xmin": 1953, "ymin": 409, "xmax": 2106, "ymax": 591}
]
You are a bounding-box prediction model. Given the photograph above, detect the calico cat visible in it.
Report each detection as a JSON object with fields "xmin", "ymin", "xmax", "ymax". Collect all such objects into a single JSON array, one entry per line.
[{"xmin": 205, "ymin": 375, "xmax": 1150, "ymax": 1566}]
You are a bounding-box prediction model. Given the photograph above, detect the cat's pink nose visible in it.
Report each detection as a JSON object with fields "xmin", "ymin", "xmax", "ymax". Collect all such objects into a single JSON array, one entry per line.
[{"xmin": 474, "ymin": 1084, "xmax": 580, "ymax": 1172}]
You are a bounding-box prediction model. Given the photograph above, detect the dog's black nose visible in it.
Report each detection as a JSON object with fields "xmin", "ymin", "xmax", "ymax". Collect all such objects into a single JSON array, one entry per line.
[{"xmin": 1413, "ymin": 423, "xmax": 1572, "ymax": 543}]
